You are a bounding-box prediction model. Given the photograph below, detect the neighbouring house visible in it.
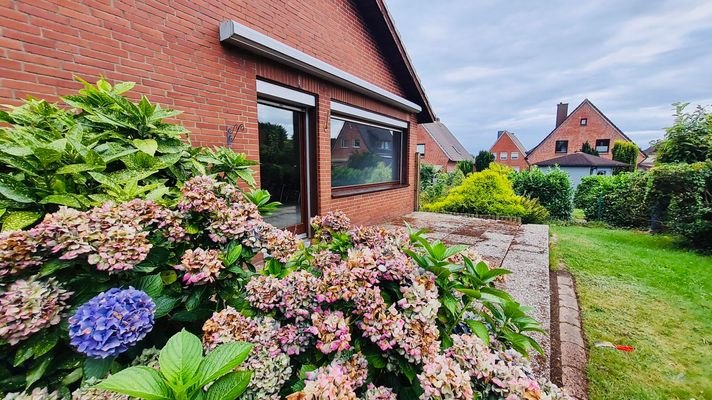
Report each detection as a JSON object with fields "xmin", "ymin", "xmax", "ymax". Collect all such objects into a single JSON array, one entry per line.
[
  {"xmin": 639, "ymin": 143, "xmax": 660, "ymax": 170},
  {"xmin": 534, "ymin": 152, "xmax": 630, "ymax": 187},
  {"xmin": 526, "ymin": 99, "xmax": 646, "ymax": 166},
  {"xmin": 417, "ymin": 121, "xmax": 472, "ymax": 172},
  {"xmin": 489, "ymin": 130, "xmax": 529, "ymax": 171},
  {"xmin": 0, "ymin": 0, "xmax": 437, "ymax": 234}
]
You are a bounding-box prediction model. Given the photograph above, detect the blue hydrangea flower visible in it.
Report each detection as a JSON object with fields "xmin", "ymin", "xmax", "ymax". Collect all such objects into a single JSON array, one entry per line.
[{"xmin": 69, "ymin": 287, "xmax": 155, "ymax": 359}]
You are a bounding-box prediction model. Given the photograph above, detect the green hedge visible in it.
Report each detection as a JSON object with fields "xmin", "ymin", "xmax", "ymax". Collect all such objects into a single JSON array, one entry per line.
[
  {"xmin": 423, "ymin": 164, "xmax": 549, "ymax": 223},
  {"xmin": 511, "ymin": 167, "xmax": 573, "ymax": 220},
  {"xmin": 575, "ymin": 163, "xmax": 712, "ymax": 249}
]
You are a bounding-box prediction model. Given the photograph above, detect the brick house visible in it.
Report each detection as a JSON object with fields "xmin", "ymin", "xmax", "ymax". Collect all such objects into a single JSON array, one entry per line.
[
  {"xmin": 526, "ymin": 99, "xmax": 645, "ymax": 166},
  {"xmin": 0, "ymin": 0, "xmax": 437, "ymax": 234},
  {"xmin": 489, "ymin": 130, "xmax": 529, "ymax": 171},
  {"xmin": 417, "ymin": 121, "xmax": 472, "ymax": 172}
]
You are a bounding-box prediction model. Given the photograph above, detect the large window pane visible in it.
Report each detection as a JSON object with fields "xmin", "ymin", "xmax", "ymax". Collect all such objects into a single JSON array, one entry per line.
[{"xmin": 330, "ymin": 118, "xmax": 402, "ymax": 187}]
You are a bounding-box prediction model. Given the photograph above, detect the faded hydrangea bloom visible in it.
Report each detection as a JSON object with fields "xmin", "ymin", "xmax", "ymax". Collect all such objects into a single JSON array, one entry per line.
[
  {"xmin": 0, "ymin": 277, "xmax": 71, "ymax": 345},
  {"xmin": 418, "ymin": 354, "xmax": 474, "ymax": 400},
  {"xmin": 69, "ymin": 288, "xmax": 155, "ymax": 359},
  {"xmin": 3, "ymin": 388, "xmax": 60, "ymax": 400},
  {"xmin": 308, "ymin": 309, "xmax": 351, "ymax": 354},
  {"xmin": 202, "ymin": 307, "xmax": 293, "ymax": 399},
  {"xmin": 310, "ymin": 211, "xmax": 351, "ymax": 241},
  {"xmin": 130, "ymin": 346, "xmax": 161, "ymax": 370},
  {"xmin": 174, "ymin": 248, "xmax": 223, "ymax": 285},
  {"xmin": 290, "ymin": 353, "xmax": 368, "ymax": 400},
  {"xmin": 0, "ymin": 230, "xmax": 42, "ymax": 277},
  {"xmin": 362, "ymin": 384, "xmax": 397, "ymax": 400}
]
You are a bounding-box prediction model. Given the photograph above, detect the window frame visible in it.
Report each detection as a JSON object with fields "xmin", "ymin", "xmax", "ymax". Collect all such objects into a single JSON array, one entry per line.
[
  {"xmin": 511, "ymin": 151, "xmax": 519, "ymax": 160},
  {"xmin": 353, "ymin": 138, "xmax": 361, "ymax": 148},
  {"xmin": 330, "ymin": 114, "xmax": 407, "ymax": 197},
  {"xmin": 555, "ymin": 140, "xmax": 569, "ymax": 153},
  {"xmin": 499, "ymin": 151, "xmax": 508, "ymax": 160},
  {"xmin": 580, "ymin": 118, "xmax": 588, "ymax": 126},
  {"xmin": 595, "ymin": 139, "xmax": 610, "ymax": 153}
]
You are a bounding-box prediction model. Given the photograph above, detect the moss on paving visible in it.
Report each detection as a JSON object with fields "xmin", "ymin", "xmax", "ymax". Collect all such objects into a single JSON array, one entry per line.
[{"xmin": 551, "ymin": 225, "xmax": 712, "ymax": 400}]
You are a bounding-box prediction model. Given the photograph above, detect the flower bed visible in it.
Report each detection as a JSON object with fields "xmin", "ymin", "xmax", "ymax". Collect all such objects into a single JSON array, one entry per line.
[{"xmin": 0, "ymin": 176, "xmax": 570, "ymax": 399}]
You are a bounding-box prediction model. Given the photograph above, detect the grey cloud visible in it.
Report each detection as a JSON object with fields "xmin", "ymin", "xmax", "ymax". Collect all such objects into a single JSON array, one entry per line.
[{"xmin": 388, "ymin": 0, "xmax": 712, "ymax": 152}]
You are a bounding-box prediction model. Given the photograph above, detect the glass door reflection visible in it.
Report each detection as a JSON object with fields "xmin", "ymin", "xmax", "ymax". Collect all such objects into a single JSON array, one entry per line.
[{"xmin": 258, "ymin": 102, "xmax": 305, "ymax": 233}]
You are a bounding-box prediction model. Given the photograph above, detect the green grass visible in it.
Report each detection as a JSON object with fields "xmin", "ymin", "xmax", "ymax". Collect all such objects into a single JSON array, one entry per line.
[{"xmin": 551, "ymin": 225, "xmax": 712, "ymax": 400}]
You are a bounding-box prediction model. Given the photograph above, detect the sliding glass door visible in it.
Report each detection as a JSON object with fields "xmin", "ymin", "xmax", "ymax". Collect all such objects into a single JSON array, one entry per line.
[{"xmin": 257, "ymin": 102, "xmax": 308, "ymax": 234}]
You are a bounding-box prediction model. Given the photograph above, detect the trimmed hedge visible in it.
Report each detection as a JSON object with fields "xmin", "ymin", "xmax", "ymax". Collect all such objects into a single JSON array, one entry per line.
[
  {"xmin": 424, "ymin": 164, "xmax": 549, "ymax": 223},
  {"xmin": 511, "ymin": 167, "xmax": 573, "ymax": 220}
]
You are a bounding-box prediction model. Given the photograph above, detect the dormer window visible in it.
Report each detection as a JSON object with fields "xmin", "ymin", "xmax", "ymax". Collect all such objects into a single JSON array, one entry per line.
[{"xmin": 580, "ymin": 118, "xmax": 588, "ymax": 126}]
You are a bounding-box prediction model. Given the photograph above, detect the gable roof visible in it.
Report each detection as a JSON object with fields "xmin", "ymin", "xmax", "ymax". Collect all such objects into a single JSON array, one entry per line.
[
  {"xmin": 421, "ymin": 121, "xmax": 472, "ymax": 162},
  {"xmin": 534, "ymin": 152, "xmax": 630, "ymax": 167},
  {"xmin": 491, "ymin": 130, "xmax": 528, "ymax": 155},
  {"xmin": 353, "ymin": 0, "xmax": 436, "ymax": 123},
  {"xmin": 526, "ymin": 99, "xmax": 644, "ymax": 158}
]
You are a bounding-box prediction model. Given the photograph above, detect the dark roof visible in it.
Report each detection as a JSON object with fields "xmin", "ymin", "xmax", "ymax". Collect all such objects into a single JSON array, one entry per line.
[
  {"xmin": 527, "ymin": 99, "xmax": 645, "ymax": 158},
  {"xmin": 354, "ymin": 1, "xmax": 436, "ymax": 123},
  {"xmin": 491, "ymin": 130, "xmax": 528, "ymax": 155},
  {"xmin": 421, "ymin": 121, "xmax": 472, "ymax": 162},
  {"xmin": 534, "ymin": 152, "xmax": 631, "ymax": 167}
]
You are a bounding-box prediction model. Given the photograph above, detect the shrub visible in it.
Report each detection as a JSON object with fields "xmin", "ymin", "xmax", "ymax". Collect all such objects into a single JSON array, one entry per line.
[
  {"xmin": 456, "ymin": 159, "xmax": 475, "ymax": 175},
  {"xmin": 656, "ymin": 103, "xmax": 711, "ymax": 164},
  {"xmin": 0, "ymin": 176, "xmax": 571, "ymax": 399},
  {"xmin": 580, "ymin": 141, "xmax": 599, "ymax": 156},
  {"xmin": 419, "ymin": 169, "xmax": 464, "ymax": 206},
  {"xmin": 0, "ymin": 78, "xmax": 256, "ymax": 231},
  {"xmin": 419, "ymin": 164, "xmax": 437, "ymax": 190},
  {"xmin": 648, "ymin": 161, "xmax": 712, "ymax": 248},
  {"xmin": 611, "ymin": 140, "xmax": 639, "ymax": 173},
  {"xmin": 576, "ymin": 173, "xmax": 649, "ymax": 227},
  {"xmin": 474, "ymin": 150, "xmax": 494, "ymax": 171},
  {"xmin": 511, "ymin": 167, "xmax": 573, "ymax": 220},
  {"xmin": 424, "ymin": 164, "xmax": 549, "ymax": 223}
]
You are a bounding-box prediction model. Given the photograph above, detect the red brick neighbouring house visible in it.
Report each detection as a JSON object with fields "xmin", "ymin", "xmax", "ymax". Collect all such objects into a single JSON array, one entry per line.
[
  {"xmin": 0, "ymin": 0, "xmax": 437, "ymax": 234},
  {"xmin": 489, "ymin": 130, "xmax": 529, "ymax": 171},
  {"xmin": 526, "ymin": 99, "xmax": 645, "ymax": 166},
  {"xmin": 417, "ymin": 121, "xmax": 472, "ymax": 172}
]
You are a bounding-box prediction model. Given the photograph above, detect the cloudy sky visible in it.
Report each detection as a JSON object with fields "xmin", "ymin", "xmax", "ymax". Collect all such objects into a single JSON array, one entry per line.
[{"xmin": 387, "ymin": 0, "xmax": 712, "ymax": 153}]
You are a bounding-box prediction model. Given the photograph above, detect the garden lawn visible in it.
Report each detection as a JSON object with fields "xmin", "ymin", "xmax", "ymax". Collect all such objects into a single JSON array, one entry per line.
[{"xmin": 551, "ymin": 225, "xmax": 712, "ymax": 400}]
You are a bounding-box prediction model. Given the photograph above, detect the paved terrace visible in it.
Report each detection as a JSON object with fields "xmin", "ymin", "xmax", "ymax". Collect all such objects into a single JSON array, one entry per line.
[{"xmin": 382, "ymin": 211, "xmax": 551, "ymax": 377}]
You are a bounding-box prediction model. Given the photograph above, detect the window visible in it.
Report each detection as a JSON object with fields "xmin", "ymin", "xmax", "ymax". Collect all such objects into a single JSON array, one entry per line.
[
  {"xmin": 340, "ymin": 139, "xmax": 348, "ymax": 148},
  {"xmin": 511, "ymin": 151, "xmax": 519, "ymax": 160},
  {"xmin": 416, "ymin": 144, "xmax": 425, "ymax": 155},
  {"xmin": 555, "ymin": 140, "xmax": 569, "ymax": 153},
  {"xmin": 580, "ymin": 118, "xmax": 588, "ymax": 126},
  {"xmin": 595, "ymin": 139, "xmax": 610, "ymax": 153},
  {"xmin": 597, "ymin": 170, "xmax": 607, "ymax": 176},
  {"xmin": 330, "ymin": 117, "xmax": 402, "ymax": 188},
  {"xmin": 354, "ymin": 139, "xmax": 361, "ymax": 148},
  {"xmin": 493, "ymin": 153, "xmax": 497, "ymax": 160},
  {"xmin": 499, "ymin": 152, "xmax": 508, "ymax": 160}
]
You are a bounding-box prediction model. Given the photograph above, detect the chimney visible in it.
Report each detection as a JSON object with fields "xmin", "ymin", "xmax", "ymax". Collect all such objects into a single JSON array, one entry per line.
[
  {"xmin": 556, "ymin": 102, "xmax": 569, "ymax": 128},
  {"xmin": 497, "ymin": 130, "xmax": 505, "ymax": 139}
]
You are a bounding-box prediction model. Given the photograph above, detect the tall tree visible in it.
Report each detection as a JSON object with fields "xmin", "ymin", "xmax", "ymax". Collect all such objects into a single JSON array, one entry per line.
[
  {"xmin": 475, "ymin": 150, "xmax": 495, "ymax": 171},
  {"xmin": 657, "ymin": 103, "xmax": 711, "ymax": 164},
  {"xmin": 580, "ymin": 141, "xmax": 599, "ymax": 156},
  {"xmin": 612, "ymin": 140, "xmax": 639, "ymax": 173}
]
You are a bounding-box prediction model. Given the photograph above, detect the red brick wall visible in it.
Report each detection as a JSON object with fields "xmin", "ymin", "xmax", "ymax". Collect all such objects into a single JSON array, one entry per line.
[
  {"xmin": 527, "ymin": 102, "xmax": 645, "ymax": 165},
  {"xmin": 417, "ymin": 125, "xmax": 453, "ymax": 171},
  {"xmin": 0, "ymin": 0, "xmax": 419, "ymax": 226},
  {"xmin": 490, "ymin": 134, "xmax": 529, "ymax": 171}
]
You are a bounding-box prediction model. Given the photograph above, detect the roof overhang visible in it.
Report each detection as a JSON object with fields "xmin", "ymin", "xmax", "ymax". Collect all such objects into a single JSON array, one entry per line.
[{"xmin": 219, "ymin": 20, "xmax": 422, "ymax": 114}]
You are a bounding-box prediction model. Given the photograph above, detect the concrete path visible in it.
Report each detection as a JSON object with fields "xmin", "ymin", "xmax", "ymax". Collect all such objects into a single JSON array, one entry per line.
[{"xmin": 384, "ymin": 212, "xmax": 551, "ymax": 377}]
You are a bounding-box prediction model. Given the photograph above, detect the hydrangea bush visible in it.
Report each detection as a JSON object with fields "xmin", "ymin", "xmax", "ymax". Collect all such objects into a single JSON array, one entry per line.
[{"xmin": 0, "ymin": 176, "xmax": 570, "ymax": 399}]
